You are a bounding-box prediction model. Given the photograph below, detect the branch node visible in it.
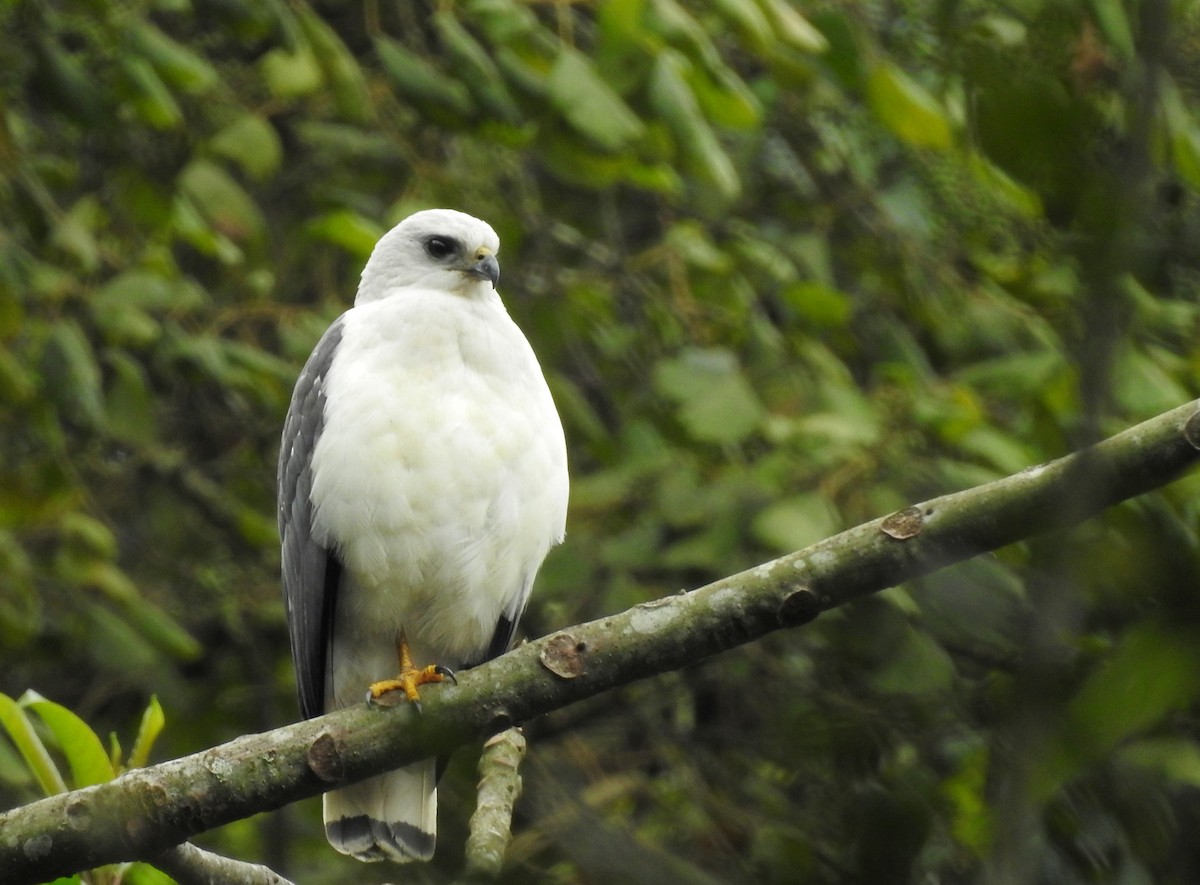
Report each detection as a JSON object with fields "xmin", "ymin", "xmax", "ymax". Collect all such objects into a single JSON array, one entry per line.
[
  {"xmin": 66, "ymin": 798, "xmax": 92, "ymax": 832},
  {"xmin": 881, "ymin": 506, "xmax": 925, "ymax": 540},
  {"xmin": 778, "ymin": 586, "xmax": 822, "ymax": 626},
  {"xmin": 539, "ymin": 632, "xmax": 587, "ymax": 679},
  {"xmin": 1185, "ymin": 408, "xmax": 1200, "ymax": 450},
  {"xmin": 483, "ymin": 709, "xmax": 515, "ymax": 738},
  {"xmin": 305, "ymin": 732, "xmax": 345, "ymax": 783}
]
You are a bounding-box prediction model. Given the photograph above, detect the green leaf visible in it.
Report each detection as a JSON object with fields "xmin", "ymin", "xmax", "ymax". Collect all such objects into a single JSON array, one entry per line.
[
  {"xmin": 209, "ymin": 115, "xmax": 283, "ymax": 181},
  {"xmin": 1169, "ymin": 119, "xmax": 1200, "ymax": 190},
  {"xmin": 1069, "ymin": 625, "xmax": 1200, "ymax": 753},
  {"xmin": 65, "ymin": 562, "xmax": 138, "ymax": 605},
  {"xmin": 648, "ymin": 51, "xmax": 740, "ymax": 200},
  {"xmin": 684, "ymin": 61, "xmax": 761, "ymax": 129},
  {"xmin": 538, "ymin": 130, "xmax": 680, "ymax": 193},
  {"xmin": 645, "ymin": 0, "xmax": 707, "ymax": 58},
  {"xmin": 90, "ymin": 269, "xmax": 204, "ymax": 348},
  {"xmin": 307, "ymin": 210, "xmax": 386, "ymax": 261},
  {"xmin": 0, "ymin": 726, "xmax": 35, "ymax": 789},
  {"xmin": 93, "ymin": 269, "xmax": 208, "ymax": 314},
  {"xmin": 375, "ymin": 36, "xmax": 476, "ymax": 122},
  {"xmin": 0, "ymin": 530, "xmax": 39, "ymax": 647},
  {"xmin": 129, "ymin": 22, "xmax": 219, "ymax": 95},
  {"xmin": 1119, "ymin": 737, "xmax": 1200, "ymax": 787},
  {"xmin": 916, "ymin": 559, "xmax": 1028, "ymax": 662},
  {"xmin": 966, "ymin": 152, "xmax": 1043, "ymax": 217},
  {"xmin": 122, "ymin": 862, "xmax": 179, "ymax": 885},
  {"xmin": 178, "ymin": 158, "xmax": 267, "ymax": 245},
  {"xmin": 600, "ymin": 0, "xmax": 655, "ymax": 61},
  {"xmin": 92, "ymin": 303, "xmax": 160, "ymax": 349},
  {"xmin": 753, "ymin": 0, "xmax": 828, "ymax": 52},
  {"xmin": 0, "ymin": 345, "xmax": 36, "ymax": 404},
  {"xmin": 83, "ymin": 602, "xmax": 163, "ymax": 679},
  {"xmin": 546, "ymin": 48, "xmax": 645, "ymax": 151},
  {"xmin": 33, "ymin": 35, "xmax": 106, "ymax": 125},
  {"xmin": 220, "ymin": 339, "xmax": 301, "ymax": 400},
  {"xmin": 121, "ymin": 56, "xmax": 184, "ymax": 130},
  {"xmin": 942, "ymin": 744, "xmax": 992, "ymax": 853},
  {"xmin": 171, "ymin": 193, "xmax": 245, "ymax": 262},
  {"xmin": 1034, "ymin": 624, "xmax": 1200, "ymax": 801},
  {"xmin": 654, "ymin": 347, "xmax": 765, "ymax": 444},
  {"xmin": 42, "ymin": 320, "xmax": 106, "ymax": 429},
  {"xmin": 709, "ymin": 0, "xmax": 773, "ymax": 51},
  {"xmin": 50, "ymin": 196, "xmax": 103, "ymax": 273},
  {"xmin": 781, "ymin": 281, "xmax": 852, "ymax": 328},
  {"xmin": 666, "ymin": 220, "xmax": 734, "ymax": 273},
  {"xmin": 956, "ymin": 426, "xmax": 1035, "ymax": 476},
  {"xmin": 21, "ymin": 691, "xmax": 115, "ymax": 788},
  {"xmin": 866, "ymin": 62, "xmax": 953, "ymax": 149},
  {"xmin": 662, "ymin": 521, "xmax": 740, "ymax": 571},
  {"xmin": 294, "ymin": 2, "xmax": 373, "ymax": 123},
  {"xmin": 127, "ymin": 696, "xmax": 165, "ymax": 770},
  {"xmin": 258, "ymin": 46, "xmax": 324, "ymax": 99},
  {"xmin": 868, "ymin": 629, "xmax": 956, "ymax": 696},
  {"xmin": 104, "ymin": 351, "xmax": 157, "ymax": 445},
  {"xmin": 1113, "ymin": 347, "xmax": 1192, "ymax": 419},
  {"xmin": 752, "ymin": 494, "xmax": 840, "ymax": 552},
  {"xmin": 118, "ymin": 594, "xmax": 203, "ymax": 661},
  {"xmin": 0, "ymin": 692, "xmax": 68, "ymax": 796},
  {"xmin": 236, "ymin": 507, "xmax": 281, "ymax": 548},
  {"xmin": 433, "ymin": 12, "xmax": 522, "ymax": 123},
  {"xmin": 1088, "ymin": 0, "xmax": 1134, "ymax": 60},
  {"xmin": 464, "ymin": 0, "xmax": 544, "ymax": 42},
  {"xmin": 1159, "ymin": 75, "xmax": 1200, "ymax": 190},
  {"xmin": 494, "ymin": 45, "xmax": 552, "ymax": 98},
  {"xmin": 57, "ymin": 512, "xmax": 118, "ymax": 563}
]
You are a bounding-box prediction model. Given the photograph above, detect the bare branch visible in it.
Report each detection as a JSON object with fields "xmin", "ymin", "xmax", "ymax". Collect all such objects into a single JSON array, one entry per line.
[
  {"xmin": 460, "ymin": 728, "xmax": 527, "ymax": 883},
  {"xmin": 147, "ymin": 843, "xmax": 297, "ymax": 885},
  {"xmin": 2, "ymin": 400, "xmax": 1197, "ymax": 884}
]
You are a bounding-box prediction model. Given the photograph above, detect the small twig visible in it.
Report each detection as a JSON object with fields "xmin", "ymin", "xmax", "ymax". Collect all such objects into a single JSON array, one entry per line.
[
  {"xmin": 148, "ymin": 842, "xmax": 295, "ymax": 885},
  {"xmin": 460, "ymin": 728, "xmax": 527, "ymax": 883}
]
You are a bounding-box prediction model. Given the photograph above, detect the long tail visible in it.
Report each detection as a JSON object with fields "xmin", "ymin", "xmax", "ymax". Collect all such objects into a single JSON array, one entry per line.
[{"xmin": 323, "ymin": 759, "xmax": 437, "ymax": 862}]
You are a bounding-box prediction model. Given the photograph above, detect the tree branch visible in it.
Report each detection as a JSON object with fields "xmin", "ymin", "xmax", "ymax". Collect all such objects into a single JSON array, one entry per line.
[
  {"xmin": 3, "ymin": 400, "xmax": 1198, "ymax": 884},
  {"xmin": 146, "ymin": 843, "xmax": 297, "ymax": 885},
  {"xmin": 459, "ymin": 727, "xmax": 527, "ymax": 883}
]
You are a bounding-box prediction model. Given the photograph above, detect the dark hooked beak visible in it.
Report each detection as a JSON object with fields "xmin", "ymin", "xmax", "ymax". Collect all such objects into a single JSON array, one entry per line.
[{"xmin": 468, "ymin": 252, "xmax": 500, "ymax": 289}]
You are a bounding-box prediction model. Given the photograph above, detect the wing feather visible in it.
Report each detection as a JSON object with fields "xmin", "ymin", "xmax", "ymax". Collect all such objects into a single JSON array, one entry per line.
[{"xmin": 278, "ymin": 316, "xmax": 346, "ymax": 719}]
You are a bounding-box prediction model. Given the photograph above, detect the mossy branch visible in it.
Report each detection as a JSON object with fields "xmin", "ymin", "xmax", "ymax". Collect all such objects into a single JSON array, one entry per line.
[
  {"xmin": 460, "ymin": 727, "xmax": 527, "ymax": 883},
  {"xmin": 147, "ymin": 843, "xmax": 297, "ymax": 885},
  {"xmin": 2, "ymin": 400, "xmax": 1198, "ymax": 884}
]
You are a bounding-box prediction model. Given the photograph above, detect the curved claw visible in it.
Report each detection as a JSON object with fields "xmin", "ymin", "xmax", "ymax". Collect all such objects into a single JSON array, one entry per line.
[{"xmin": 366, "ymin": 661, "xmax": 453, "ymax": 709}]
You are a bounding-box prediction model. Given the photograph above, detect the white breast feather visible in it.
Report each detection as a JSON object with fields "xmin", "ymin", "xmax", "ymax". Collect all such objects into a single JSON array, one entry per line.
[{"xmin": 308, "ymin": 286, "xmax": 567, "ymax": 672}]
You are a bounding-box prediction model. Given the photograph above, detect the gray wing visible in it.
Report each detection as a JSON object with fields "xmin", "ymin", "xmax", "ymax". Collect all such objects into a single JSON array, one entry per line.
[{"xmin": 278, "ymin": 316, "xmax": 346, "ymax": 720}]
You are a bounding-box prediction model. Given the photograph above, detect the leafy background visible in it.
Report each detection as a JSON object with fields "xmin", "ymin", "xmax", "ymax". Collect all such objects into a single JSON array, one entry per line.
[{"xmin": 3, "ymin": 0, "xmax": 1200, "ymax": 882}]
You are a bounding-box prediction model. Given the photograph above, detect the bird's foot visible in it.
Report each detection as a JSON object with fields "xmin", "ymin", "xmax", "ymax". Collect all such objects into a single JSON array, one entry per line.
[{"xmin": 367, "ymin": 664, "xmax": 457, "ymax": 710}]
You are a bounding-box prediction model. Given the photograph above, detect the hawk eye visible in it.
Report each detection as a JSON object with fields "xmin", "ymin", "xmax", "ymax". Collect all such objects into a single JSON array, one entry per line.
[{"xmin": 424, "ymin": 236, "xmax": 457, "ymax": 260}]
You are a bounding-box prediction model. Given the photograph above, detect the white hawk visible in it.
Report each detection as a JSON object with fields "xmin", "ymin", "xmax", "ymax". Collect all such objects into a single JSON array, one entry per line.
[{"xmin": 277, "ymin": 209, "xmax": 568, "ymax": 862}]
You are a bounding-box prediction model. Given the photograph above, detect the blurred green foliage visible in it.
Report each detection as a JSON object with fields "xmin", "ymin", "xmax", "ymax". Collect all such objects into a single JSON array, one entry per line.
[
  {"xmin": 2, "ymin": 0, "xmax": 1200, "ymax": 882},
  {"xmin": 0, "ymin": 691, "xmax": 170, "ymax": 884}
]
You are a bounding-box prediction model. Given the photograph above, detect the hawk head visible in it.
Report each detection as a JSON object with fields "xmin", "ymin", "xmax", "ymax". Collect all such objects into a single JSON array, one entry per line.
[{"xmin": 356, "ymin": 209, "xmax": 501, "ymax": 303}]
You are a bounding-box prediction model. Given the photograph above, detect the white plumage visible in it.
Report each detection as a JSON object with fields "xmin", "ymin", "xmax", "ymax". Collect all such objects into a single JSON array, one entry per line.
[{"xmin": 278, "ymin": 209, "xmax": 568, "ymax": 862}]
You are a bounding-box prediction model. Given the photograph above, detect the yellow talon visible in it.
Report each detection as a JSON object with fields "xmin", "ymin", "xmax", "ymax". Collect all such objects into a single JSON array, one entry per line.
[{"xmin": 366, "ymin": 633, "xmax": 456, "ymax": 707}]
